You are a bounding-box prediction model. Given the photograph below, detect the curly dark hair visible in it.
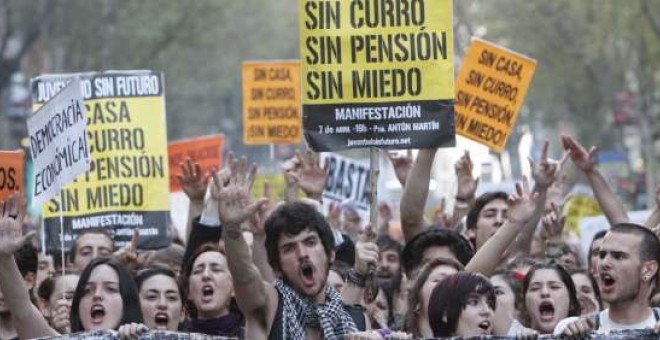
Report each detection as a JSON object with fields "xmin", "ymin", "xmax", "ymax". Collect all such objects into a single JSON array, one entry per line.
[{"xmin": 264, "ymin": 201, "xmax": 335, "ymax": 272}]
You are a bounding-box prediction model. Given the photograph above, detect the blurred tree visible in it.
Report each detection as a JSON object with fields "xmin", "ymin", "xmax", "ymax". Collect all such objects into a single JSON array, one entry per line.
[
  {"xmin": 3, "ymin": 0, "xmax": 660, "ymax": 172},
  {"xmin": 458, "ymin": 0, "xmax": 660, "ymax": 205},
  {"xmin": 2, "ymin": 0, "xmax": 301, "ymax": 159},
  {"xmin": 0, "ymin": 1, "xmax": 53, "ymax": 93}
]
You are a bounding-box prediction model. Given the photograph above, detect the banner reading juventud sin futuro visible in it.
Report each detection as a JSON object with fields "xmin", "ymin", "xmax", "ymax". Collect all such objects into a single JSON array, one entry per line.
[{"xmin": 31, "ymin": 71, "xmax": 170, "ymax": 254}]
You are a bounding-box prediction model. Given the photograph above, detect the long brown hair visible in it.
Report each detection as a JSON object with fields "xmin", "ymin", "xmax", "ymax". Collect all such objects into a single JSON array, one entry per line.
[{"xmin": 401, "ymin": 257, "xmax": 464, "ymax": 337}]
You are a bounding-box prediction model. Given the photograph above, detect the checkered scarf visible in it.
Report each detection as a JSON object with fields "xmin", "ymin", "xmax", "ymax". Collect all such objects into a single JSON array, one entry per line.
[{"xmin": 274, "ymin": 279, "xmax": 357, "ymax": 339}]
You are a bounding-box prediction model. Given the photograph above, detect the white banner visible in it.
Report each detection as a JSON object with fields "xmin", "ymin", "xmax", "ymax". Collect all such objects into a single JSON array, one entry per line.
[
  {"xmin": 320, "ymin": 153, "xmax": 370, "ymax": 226},
  {"xmin": 28, "ymin": 78, "xmax": 90, "ymax": 207}
]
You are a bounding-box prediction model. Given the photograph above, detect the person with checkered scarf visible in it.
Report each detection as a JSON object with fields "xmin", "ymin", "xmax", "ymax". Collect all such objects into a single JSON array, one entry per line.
[{"xmin": 213, "ymin": 155, "xmax": 364, "ymax": 339}]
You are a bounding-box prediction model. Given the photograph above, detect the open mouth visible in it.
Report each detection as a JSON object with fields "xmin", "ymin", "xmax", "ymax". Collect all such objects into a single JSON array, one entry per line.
[
  {"xmin": 539, "ymin": 301, "xmax": 555, "ymax": 321},
  {"xmin": 154, "ymin": 313, "xmax": 169, "ymax": 329},
  {"xmin": 601, "ymin": 273, "xmax": 615, "ymax": 288},
  {"xmin": 91, "ymin": 305, "xmax": 105, "ymax": 322},
  {"xmin": 478, "ymin": 320, "xmax": 491, "ymax": 332},
  {"xmin": 301, "ymin": 263, "xmax": 315, "ymax": 287},
  {"xmin": 202, "ymin": 285, "xmax": 214, "ymax": 297}
]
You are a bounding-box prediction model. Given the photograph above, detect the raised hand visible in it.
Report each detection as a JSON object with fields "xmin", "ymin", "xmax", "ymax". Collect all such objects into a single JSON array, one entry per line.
[
  {"xmin": 177, "ymin": 157, "xmax": 208, "ymax": 202},
  {"xmin": 209, "ymin": 167, "xmax": 231, "ymax": 202},
  {"xmin": 530, "ymin": 140, "xmax": 566, "ymax": 190},
  {"xmin": 286, "ymin": 149, "xmax": 327, "ymax": 200},
  {"xmin": 377, "ymin": 202, "xmax": 393, "ymax": 234},
  {"xmin": 387, "ymin": 150, "xmax": 413, "ymax": 187},
  {"xmin": 507, "ymin": 176, "xmax": 540, "ymax": 225},
  {"xmin": 561, "ymin": 135, "xmax": 597, "ymax": 172},
  {"xmin": 326, "ymin": 201, "xmax": 341, "ymax": 231},
  {"xmin": 213, "ymin": 156, "xmax": 267, "ymax": 229},
  {"xmin": 540, "ymin": 202, "xmax": 566, "ymax": 242},
  {"xmin": 433, "ymin": 198, "xmax": 454, "ymax": 229},
  {"xmin": 455, "ymin": 150, "xmax": 479, "ymax": 201},
  {"xmin": 0, "ymin": 194, "xmax": 34, "ymax": 257},
  {"xmin": 281, "ymin": 153, "xmax": 300, "ymax": 180},
  {"xmin": 113, "ymin": 229, "xmax": 140, "ymax": 270},
  {"xmin": 252, "ymin": 180, "xmax": 279, "ymax": 237}
]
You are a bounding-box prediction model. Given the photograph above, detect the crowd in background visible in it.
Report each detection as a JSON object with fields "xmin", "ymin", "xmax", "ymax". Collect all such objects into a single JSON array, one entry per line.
[{"xmin": 0, "ymin": 134, "xmax": 660, "ymax": 339}]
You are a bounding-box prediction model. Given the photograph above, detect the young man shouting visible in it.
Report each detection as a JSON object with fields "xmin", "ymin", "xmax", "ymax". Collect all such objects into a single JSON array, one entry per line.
[{"xmin": 214, "ymin": 157, "xmax": 362, "ymax": 340}]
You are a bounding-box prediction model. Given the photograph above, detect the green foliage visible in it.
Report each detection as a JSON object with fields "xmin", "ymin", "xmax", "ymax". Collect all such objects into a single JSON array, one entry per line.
[{"xmin": 457, "ymin": 0, "xmax": 660, "ymax": 149}]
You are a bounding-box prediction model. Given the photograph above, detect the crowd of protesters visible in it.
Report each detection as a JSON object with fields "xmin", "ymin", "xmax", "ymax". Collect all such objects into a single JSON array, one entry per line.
[{"xmin": 1, "ymin": 134, "xmax": 660, "ymax": 339}]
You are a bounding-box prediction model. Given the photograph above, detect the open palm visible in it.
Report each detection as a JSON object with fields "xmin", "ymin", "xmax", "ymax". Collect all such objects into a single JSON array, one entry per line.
[
  {"xmin": 288, "ymin": 149, "xmax": 327, "ymax": 198},
  {"xmin": 213, "ymin": 156, "xmax": 266, "ymax": 228},
  {"xmin": 455, "ymin": 151, "xmax": 478, "ymax": 200},
  {"xmin": 0, "ymin": 196, "xmax": 33, "ymax": 256},
  {"xmin": 507, "ymin": 177, "xmax": 540, "ymax": 225}
]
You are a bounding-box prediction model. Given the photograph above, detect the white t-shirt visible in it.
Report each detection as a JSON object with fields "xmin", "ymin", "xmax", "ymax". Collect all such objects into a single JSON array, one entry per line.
[
  {"xmin": 505, "ymin": 319, "xmax": 527, "ymax": 336},
  {"xmin": 553, "ymin": 309, "xmax": 658, "ymax": 335}
]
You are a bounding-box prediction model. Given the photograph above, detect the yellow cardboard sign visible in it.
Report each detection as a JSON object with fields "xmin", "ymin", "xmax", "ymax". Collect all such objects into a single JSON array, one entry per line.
[
  {"xmin": 31, "ymin": 71, "xmax": 170, "ymax": 252},
  {"xmin": 242, "ymin": 61, "xmax": 301, "ymax": 144},
  {"xmin": 33, "ymin": 96, "xmax": 169, "ymax": 216},
  {"xmin": 563, "ymin": 195, "xmax": 603, "ymax": 236},
  {"xmin": 299, "ymin": 0, "xmax": 455, "ymax": 151},
  {"xmin": 300, "ymin": 0, "xmax": 454, "ymax": 104},
  {"xmin": 455, "ymin": 38, "xmax": 537, "ymax": 152}
]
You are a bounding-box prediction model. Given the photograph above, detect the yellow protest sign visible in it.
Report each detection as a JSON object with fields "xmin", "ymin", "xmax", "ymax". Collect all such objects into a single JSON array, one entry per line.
[
  {"xmin": 563, "ymin": 195, "xmax": 603, "ymax": 236},
  {"xmin": 455, "ymin": 38, "xmax": 537, "ymax": 152},
  {"xmin": 31, "ymin": 71, "xmax": 170, "ymax": 253},
  {"xmin": 299, "ymin": 0, "xmax": 455, "ymax": 151},
  {"xmin": 251, "ymin": 173, "xmax": 290, "ymax": 201},
  {"xmin": 242, "ymin": 61, "xmax": 301, "ymax": 145}
]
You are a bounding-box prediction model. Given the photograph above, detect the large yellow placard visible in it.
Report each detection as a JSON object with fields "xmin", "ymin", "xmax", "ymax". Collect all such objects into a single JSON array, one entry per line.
[
  {"xmin": 31, "ymin": 71, "xmax": 170, "ymax": 252},
  {"xmin": 455, "ymin": 38, "xmax": 537, "ymax": 152},
  {"xmin": 299, "ymin": 0, "xmax": 455, "ymax": 151},
  {"xmin": 242, "ymin": 61, "xmax": 301, "ymax": 145}
]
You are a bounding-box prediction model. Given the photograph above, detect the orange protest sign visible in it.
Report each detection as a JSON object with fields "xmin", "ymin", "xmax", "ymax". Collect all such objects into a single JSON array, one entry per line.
[
  {"xmin": 0, "ymin": 150, "xmax": 25, "ymax": 207},
  {"xmin": 455, "ymin": 38, "xmax": 537, "ymax": 152},
  {"xmin": 168, "ymin": 135, "xmax": 223, "ymax": 192},
  {"xmin": 242, "ymin": 61, "xmax": 301, "ymax": 145}
]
